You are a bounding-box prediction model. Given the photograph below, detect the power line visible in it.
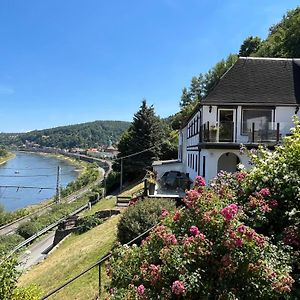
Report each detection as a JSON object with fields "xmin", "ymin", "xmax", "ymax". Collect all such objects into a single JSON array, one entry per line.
[
  {"xmin": 0, "ymin": 185, "xmax": 55, "ymax": 190},
  {"xmin": 0, "ymin": 172, "xmax": 74, "ymax": 178},
  {"xmin": 113, "ymin": 146, "xmax": 156, "ymax": 161}
]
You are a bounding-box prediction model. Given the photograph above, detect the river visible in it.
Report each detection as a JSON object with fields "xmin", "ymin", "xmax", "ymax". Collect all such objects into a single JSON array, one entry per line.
[{"xmin": 0, "ymin": 152, "xmax": 78, "ymax": 211}]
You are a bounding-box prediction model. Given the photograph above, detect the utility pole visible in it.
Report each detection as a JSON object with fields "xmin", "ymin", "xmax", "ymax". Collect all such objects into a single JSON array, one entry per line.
[
  {"xmin": 120, "ymin": 158, "xmax": 123, "ymax": 192},
  {"xmin": 56, "ymin": 165, "xmax": 61, "ymax": 203}
]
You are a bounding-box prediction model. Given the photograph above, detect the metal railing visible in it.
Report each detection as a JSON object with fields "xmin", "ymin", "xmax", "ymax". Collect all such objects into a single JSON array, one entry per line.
[
  {"xmin": 40, "ymin": 223, "xmax": 158, "ymax": 299},
  {"xmin": 202, "ymin": 121, "xmax": 235, "ymax": 143}
]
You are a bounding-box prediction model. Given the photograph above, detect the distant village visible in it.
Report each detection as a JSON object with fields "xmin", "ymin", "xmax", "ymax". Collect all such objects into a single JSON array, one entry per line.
[{"xmin": 20, "ymin": 140, "xmax": 119, "ymax": 159}]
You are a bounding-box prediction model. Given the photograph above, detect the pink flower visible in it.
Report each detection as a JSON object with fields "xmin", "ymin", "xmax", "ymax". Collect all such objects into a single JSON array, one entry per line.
[
  {"xmin": 189, "ymin": 226, "xmax": 200, "ymax": 236},
  {"xmin": 137, "ymin": 284, "xmax": 145, "ymax": 295},
  {"xmin": 171, "ymin": 280, "xmax": 186, "ymax": 295},
  {"xmin": 161, "ymin": 208, "xmax": 169, "ymax": 218},
  {"xmin": 164, "ymin": 233, "xmax": 177, "ymax": 245},
  {"xmin": 269, "ymin": 199, "xmax": 278, "ymax": 209},
  {"xmin": 194, "ymin": 176, "xmax": 206, "ymax": 187},
  {"xmin": 220, "ymin": 204, "xmax": 238, "ymax": 221},
  {"xmin": 173, "ymin": 211, "xmax": 181, "ymax": 222},
  {"xmin": 237, "ymin": 224, "xmax": 246, "ymax": 233},
  {"xmin": 235, "ymin": 238, "xmax": 243, "ymax": 247},
  {"xmin": 184, "ymin": 190, "xmax": 200, "ymax": 208},
  {"xmin": 259, "ymin": 188, "xmax": 270, "ymax": 197}
]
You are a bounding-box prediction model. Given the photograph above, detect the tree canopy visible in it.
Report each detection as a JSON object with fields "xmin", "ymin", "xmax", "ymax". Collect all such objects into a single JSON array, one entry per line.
[{"xmin": 115, "ymin": 100, "xmax": 166, "ymax": 179}]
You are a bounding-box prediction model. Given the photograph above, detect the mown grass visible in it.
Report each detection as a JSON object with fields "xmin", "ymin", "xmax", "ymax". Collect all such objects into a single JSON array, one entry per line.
[
  {"xmin": 119, "ymin": 181, "xmax": 144, "ymax": 197},
  {"xmin": 19, "ymin": 217, "xmax": 119, "ymax": 299},
  {"xmin": 80, "ymin": 196, "xmax": 117, "ymax": 217}
]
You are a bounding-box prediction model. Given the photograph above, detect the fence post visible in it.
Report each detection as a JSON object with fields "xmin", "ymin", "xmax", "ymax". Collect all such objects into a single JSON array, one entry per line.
[{"xmin": 98, "ymin": 262, "xmax": 102, "ymax": 298}]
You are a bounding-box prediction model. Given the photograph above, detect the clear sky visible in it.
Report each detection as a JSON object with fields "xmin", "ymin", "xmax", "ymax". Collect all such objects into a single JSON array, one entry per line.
[{"xmin": 0, "ymin": 0, "xmax": 299, "ymax": 132}]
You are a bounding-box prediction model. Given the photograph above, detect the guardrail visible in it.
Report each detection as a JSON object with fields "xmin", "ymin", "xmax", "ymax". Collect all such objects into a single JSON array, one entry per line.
[
  {"xmin": 8, "ymin": 203, "xmax": 89, "ymax": 257},
  {"xmin": 40, "ymin": 223, "xmax": 158, "ymax": 299}
]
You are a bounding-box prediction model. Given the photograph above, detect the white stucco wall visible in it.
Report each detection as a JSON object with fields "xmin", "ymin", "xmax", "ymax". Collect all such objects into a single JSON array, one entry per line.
[{"xmin": 196, "ymin": 149, "xmax": 252, "ymax": 184}]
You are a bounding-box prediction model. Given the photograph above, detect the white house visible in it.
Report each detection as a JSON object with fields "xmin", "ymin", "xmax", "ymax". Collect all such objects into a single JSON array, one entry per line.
[{"xmin": 153, "ymin": 57, "xmax": 300, "ymax": 183}]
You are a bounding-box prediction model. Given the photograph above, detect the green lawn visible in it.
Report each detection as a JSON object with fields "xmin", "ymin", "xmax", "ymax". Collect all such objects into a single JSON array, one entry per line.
[{"xmin": 19, "ymin": 197, "xmax": 119, "ymax": 299}]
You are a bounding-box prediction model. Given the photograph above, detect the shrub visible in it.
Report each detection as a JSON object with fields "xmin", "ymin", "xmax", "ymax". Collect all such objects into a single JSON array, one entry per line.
[
  {"xmin": 76, "ymin": 215, "xmax": 104, "ymax": 234},
  {"xmin": 0, "ymin": 234, "xmax": 24, "ymax": 254},
  {"xmin": 12, "ymin": 285, "xmax": 42, "ymax": 300},
  {"xmin": 0, "ymin": 254, "xmax": 41, "ymax": 300},
  {"xmin": 107, "ymin": 178, "xmax": 294, "ymax": 299},
  {"xmin": 117, "ymin": 198, "xmax": 176, "ymax": 245}
]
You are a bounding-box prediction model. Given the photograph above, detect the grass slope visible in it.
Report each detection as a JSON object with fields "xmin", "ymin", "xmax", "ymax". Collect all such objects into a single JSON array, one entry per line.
[{"xmin": 19, "ymin": 197, "xmax": 119, "ymax": 300}]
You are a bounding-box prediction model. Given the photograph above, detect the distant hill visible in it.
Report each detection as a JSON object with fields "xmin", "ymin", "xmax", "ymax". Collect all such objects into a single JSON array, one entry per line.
[{"xmin": 0, "ymin": 120, "xmax": 130, "ymax": 149}]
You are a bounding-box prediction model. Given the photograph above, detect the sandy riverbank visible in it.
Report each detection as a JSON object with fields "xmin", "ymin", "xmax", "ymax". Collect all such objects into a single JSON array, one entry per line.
[{"xmin": 0, "ymin": 152, "xmax": 16, "ymax": 165}]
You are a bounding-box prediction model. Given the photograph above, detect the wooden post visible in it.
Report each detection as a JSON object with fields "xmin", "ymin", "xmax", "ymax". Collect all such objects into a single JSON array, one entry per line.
[
  {"xmin": 120, "ymin": 158, "xmax": 123, "ymax": 192},
  {"xmin": 98, "ymin": 263, "xmax": 102, "ymax": 297},
  {"xmin": 276, "ymin": 123, "xmax": 280, "ymax": 142},
  {"xmin": 207, "ymin": 121, "xmax": 210, "ymax": 142},
  {"xmin": 252, "ymin": 123, "xmax": 255, "ymax": 143}
]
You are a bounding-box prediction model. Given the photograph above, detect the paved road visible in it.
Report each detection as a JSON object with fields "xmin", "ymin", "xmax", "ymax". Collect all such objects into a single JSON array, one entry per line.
[{"xmin": 18, "ymin": 231, "xmax": 55, "ymax": 271}]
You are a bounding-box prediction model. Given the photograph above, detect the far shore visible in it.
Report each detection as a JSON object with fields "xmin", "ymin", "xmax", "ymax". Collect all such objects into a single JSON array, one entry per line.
[{"xmin": 0, "ymin": 152, "xmax": 16, "ymax": 165}]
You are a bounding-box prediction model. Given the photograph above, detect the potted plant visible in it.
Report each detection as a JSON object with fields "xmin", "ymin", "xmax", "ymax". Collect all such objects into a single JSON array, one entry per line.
[{"xmin": 209, "ymin": 125, "xmax": 218, "ymax": 142}]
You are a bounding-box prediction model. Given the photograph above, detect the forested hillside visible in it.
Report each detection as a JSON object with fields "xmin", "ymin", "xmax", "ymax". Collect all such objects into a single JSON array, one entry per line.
[{"xmin": 0, "ymin": 120, "xmax": 130, "ymax": 149}]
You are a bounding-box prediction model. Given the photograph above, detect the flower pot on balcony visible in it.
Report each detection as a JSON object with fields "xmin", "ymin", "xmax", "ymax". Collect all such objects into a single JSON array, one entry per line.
[{"xmin": 209, "ymin": 130, "xmax": 217, "ymax": 142}]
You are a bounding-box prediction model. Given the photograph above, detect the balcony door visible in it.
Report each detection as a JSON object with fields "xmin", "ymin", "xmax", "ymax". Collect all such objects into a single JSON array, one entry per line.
[{"xmin": 218, "ymin": 109, "xmax": 235, "ymax": 142}]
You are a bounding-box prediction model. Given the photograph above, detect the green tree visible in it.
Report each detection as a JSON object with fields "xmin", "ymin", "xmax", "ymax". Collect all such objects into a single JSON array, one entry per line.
[
  {"xmin": 115, "ymin": 100, "xmax": 165, "ymax": 179},
  {"xmin": 239, "ymin": 36, "xmax": 262, "ymax": 56},
  {"xmin": 179, "ymin": 87, "xmax": 192, "ymax": 109},
  {"xmin": 254, "ymin": 7, "xmax": 300, "ymax": 57},
  {"xmin": 189, "ymin": 74, "xmax": 203, "ymax": 102}
]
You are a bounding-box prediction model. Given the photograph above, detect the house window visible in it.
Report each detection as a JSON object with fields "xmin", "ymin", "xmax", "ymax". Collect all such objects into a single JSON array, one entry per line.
[{"xmin": 242, "ymin": 109, "xmax": 273, "ymax": 134}]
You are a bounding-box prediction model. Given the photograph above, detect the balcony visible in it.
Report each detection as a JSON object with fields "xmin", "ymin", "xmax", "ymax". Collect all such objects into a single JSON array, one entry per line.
[
  {"xmin": 202, "ymin": 121, "xmax": 235, "ymax": 143},
  {"xmin": 201, "ymin": 121, "xmax": 290, "ymax": 145}
]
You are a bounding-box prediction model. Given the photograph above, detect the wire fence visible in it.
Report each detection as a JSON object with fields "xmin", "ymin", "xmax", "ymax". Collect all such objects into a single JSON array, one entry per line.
[{"xmin": 40, "ymin": 223, "xmax": 158, "ymax": 299}]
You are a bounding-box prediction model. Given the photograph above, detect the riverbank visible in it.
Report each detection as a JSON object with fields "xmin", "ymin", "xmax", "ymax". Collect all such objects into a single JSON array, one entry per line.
[{"xmin": 0, "ymin": 152, "xmax": 15, "ymax": 165}]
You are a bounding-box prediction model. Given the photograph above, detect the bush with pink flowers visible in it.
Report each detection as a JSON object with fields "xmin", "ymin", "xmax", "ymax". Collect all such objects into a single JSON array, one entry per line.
[{"xmin": 107, "ymin": 180, "xmax": 294, "ymax": 299}]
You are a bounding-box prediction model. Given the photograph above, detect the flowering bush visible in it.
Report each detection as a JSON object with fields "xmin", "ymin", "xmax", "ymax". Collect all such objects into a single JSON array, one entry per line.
[{"xmin": 107, "ymin": 178, "xmax": 294, "ymax": 299}]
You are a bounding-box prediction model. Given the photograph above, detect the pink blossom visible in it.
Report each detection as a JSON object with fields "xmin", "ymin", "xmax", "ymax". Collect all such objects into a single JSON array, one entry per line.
[
  {"xmin": 184, "ymin": 190, "xmax": 200, "ymax": 208},
  {"xmin": 171, "ymin": 280, "xmax": 186, "ymax": 295},
  {"xmin": 259, "ymin": 188, "xmax": 270, "ymax": 197},
  {"xmin": 261, "ymin": 204, "xmax": 271, "ymax": 213},
  {"xmin": 237, "ymin": 224, "xmax": 246, "ymax": 233},
  {"xmin": 194, "ymin": 176, "xmax": 206, "ymax": 187},
  {"xmin": 235, "ymin": 171, "xmax": 247, "ymax": 183},
  {"xmin": 269, "ymin": 199, "xmax": 278, "ymax": 209},
  {"xmin": 220, "ymin": 204, "xmax": 238, "ymax": 221},
  {"xmin": 235, "ymin": 238, "xmax": 243, "ymax": 247},
  {"xmin": 137, "ymin": 284, "xmax": 145, "ymax": 295},
  {"xmin": 173, "ymin": 211, "xmax": 181, "ymax": 222},
  {"xmin": 164, "ymin": 233, "xmax": 177, "ymax": 245},
  {"xmin": 189, "ymin": 226, "xmax": 200, "ymax": 236},
  {"xmin": 161, "ymin": 208, "xmax": 169, "ymax": 218}
]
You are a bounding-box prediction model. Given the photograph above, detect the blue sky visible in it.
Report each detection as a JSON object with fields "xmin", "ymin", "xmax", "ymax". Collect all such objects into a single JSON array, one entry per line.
[{"xmin": 0, "ymin": 0, "xmax": 299, "ymax": 132}]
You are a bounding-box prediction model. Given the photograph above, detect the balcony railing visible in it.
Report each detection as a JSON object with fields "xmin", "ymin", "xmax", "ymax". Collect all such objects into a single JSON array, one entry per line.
[
  {"xmin": 201, "ymin": 121, "xmax": 290, "ymax": 144},
  {"xmin": 202, "ymin": 121, "xmax": 235, "ymax": 143}
]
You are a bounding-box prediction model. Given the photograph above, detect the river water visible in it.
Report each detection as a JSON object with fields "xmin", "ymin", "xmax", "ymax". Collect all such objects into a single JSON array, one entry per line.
[{"xmin": 0, "ymin": 152, "xmax": 78, "ymax": 211}]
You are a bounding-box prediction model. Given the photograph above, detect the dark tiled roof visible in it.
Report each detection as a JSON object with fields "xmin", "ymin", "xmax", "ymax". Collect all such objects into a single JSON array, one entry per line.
[{"xmin": 202, "ymin": 57, "xmax": 300, "ymax": 105}]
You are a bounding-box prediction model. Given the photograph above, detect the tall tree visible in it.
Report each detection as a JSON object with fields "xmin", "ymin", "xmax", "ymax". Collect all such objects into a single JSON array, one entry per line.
[
  {"xmin": 116, "ymin": 100, "xmax": 164, "ymax": 179},
  {"xmin": 239, "ymin": 36, "xmax": 262, "ymax": 57},
  {"xmin": 179, "ymin": 87, "xmax": 192, "ymax": 109},
  {"xmin": 254, "ymin": 7, "xmax": 300, "ymax": 58},
  {"xmin": 189, "ymin": 75, "xmax": 203, "ymax": 102}
]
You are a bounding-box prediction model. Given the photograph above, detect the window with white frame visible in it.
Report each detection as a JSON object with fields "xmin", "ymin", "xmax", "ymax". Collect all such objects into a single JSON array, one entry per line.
[{"xmin": 242, "ymin": 108, "xmax": 273, "ymax": 134}]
